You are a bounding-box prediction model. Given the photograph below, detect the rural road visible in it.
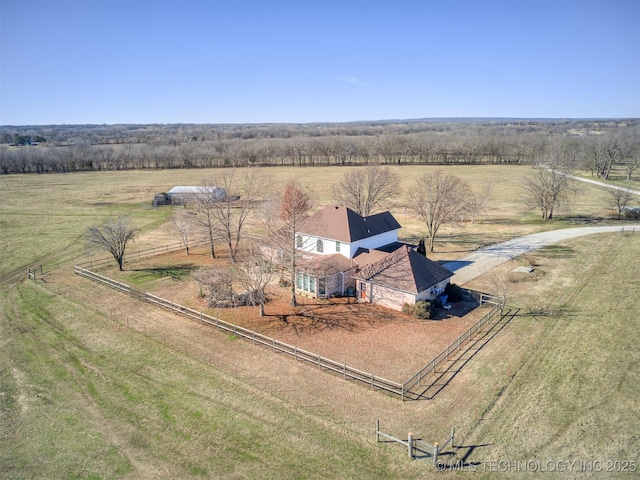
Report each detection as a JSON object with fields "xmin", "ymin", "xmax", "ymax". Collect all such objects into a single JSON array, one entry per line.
[{"xmin": 443, "ymin": 224, "xmax": 640, "ymax": 285}]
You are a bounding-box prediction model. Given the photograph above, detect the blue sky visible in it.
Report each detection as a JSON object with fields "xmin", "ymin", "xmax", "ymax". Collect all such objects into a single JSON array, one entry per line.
[{"xmin": 1, "ymin": 0, "xmax": 639, "ymax": 125}]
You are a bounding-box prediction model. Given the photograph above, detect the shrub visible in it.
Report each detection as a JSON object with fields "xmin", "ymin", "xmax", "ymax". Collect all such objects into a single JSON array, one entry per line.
[
  {"xmin": 403, "ymin": 301, "xmax": 434, "ymax": 319},
  {"xmin": 402, "ymin": 303, "xmax": 417, "ymax": 316},
  {"xmin": 414, "ymin": 300, "xmax": 434, "ymax": 319}
]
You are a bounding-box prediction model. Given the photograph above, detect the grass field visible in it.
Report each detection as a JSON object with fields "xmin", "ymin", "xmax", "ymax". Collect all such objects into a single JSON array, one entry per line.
[
  {"xmin": 461, "ymin": 234, "xmax": 640, "ymax": 478},
  {"xmin": 1, "ymin": 166, "xmax": 638, "ymax": 479}
]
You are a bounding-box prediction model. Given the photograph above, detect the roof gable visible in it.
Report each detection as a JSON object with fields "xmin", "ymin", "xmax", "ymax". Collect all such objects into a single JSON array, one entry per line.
[
  {"xmin": 300, "ymin": 206, "xmax": 401, "ymax": 243},
  {"xmin": 356, "ymin": 246, "xmax": 453, "ymax": 294}
]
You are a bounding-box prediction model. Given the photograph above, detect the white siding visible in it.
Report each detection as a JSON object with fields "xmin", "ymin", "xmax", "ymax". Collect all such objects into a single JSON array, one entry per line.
[
  {"xmin": 296, "ymin": 234, "xmax": 352, "ymax": 258},
  {"xmin": 348, "ymin": 230, "xmax": 399, "ymax": 258},
  {"xmin": 296, "ymin": 229, "xmax": 399, "ymax": 260},
  {"xmin": 416, "ymin": 279, "xmax": 450, "ymax": 302}
]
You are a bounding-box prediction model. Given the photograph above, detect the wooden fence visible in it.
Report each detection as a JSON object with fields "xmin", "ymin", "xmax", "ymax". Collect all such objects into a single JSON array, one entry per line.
[
  {"xmin": 73, "ymin": 265, "xmax": 404, "ymax": 397},
  {"xmin": 74, "ymin": 241, "xmax": 201, "ymax": 270},
  {"xmin": 400, "ymin": 306, "xmax": 499, "ymax": 398},
  {"xmin": 74, "ymin": 265, "xmax": 505, "ymax": 401},
  {"xmin": 27, "ymin": 240, "xmax": 206, "ymax": 281},
  {"xmin": 376, "ymin": 419, "xmax": 456, "ymax": 464}
]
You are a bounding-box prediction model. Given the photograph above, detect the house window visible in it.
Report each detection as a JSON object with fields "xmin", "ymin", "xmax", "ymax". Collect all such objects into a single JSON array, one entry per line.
[
  {"xmin": 318, "ymin": 278, "xmax": 326, "ymax": 296},
  {"xmin": 335, "ymin": 241, "xmax": 341, "ymax": 252},
  {"xmin": 316, "ymin": 239, "xmax": 323, "ymax": 253},
  {"xmin": 297, "ymin": 273, "xmax": 317, "ymax": 294},
  {"xmin": 296, "ymin": 235, "xmax": 303, "ymax": 248}
]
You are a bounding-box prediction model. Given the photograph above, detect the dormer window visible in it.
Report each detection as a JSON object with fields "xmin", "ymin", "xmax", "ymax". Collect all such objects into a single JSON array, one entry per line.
[{"xmin": 316, "ymin": 239, "xmax": 324, "ymax": 253}]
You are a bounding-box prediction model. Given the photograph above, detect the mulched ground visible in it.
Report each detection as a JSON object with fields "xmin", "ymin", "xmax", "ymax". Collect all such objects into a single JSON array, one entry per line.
[
  {"xmin": 219, "ymin": 288, "xmax": 488, "ymax": 381},
  {"xmin": 94, "ymin": 247, "xmax": 491, "ymax": 382}
]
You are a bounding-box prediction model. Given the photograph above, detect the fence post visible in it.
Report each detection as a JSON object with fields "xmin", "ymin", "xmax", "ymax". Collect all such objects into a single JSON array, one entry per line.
[
  {"xmin": 451, "ymin": 427, "xmax": 455, "ymax": 448},
  {"xmin": 433, "ymin": 443, "xmax": 439, "ymax": 465},
  {"xmin": 376, "ymin": 419, "xmax": 380, "ymax": 442},
  {"xmin": 408, "ymin": 433, "xmax": 414, "ymax": 459}
]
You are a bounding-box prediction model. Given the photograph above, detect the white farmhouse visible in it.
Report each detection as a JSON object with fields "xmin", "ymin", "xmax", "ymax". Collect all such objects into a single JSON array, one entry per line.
[{"xmin": 275, "ymin": 205, "xmax": 453, "ymax": 311}]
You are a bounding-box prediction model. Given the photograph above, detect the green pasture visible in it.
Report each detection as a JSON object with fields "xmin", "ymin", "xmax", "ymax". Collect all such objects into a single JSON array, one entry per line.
[
  {"xmin": 1, "ymin": 166, "xmax": 638, "ymax": 479},
  {"xmin": 0, "ymin": 164, "xmax": 619, "ymax": 280}
]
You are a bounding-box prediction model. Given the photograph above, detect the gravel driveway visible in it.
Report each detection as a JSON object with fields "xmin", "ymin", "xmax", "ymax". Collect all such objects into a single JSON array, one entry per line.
[{"xmin": 443, "ymin": 224, "xmax": 640, "ymax": 285}]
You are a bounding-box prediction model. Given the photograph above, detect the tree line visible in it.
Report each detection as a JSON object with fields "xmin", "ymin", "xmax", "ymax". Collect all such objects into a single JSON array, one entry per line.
[{"xmin": 2, "ymin": 119, "xmax": 638, "ymax": 175}]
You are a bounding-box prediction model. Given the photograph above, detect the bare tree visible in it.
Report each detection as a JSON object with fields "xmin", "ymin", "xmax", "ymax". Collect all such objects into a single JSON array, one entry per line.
[
  {"xmin": 587, "ymin": 137, "xmax": 623, "ymax": 180},
  {"xmin": 623, "ymin": 155, "xmax": 640, "ymax": 182},
  {"xmin": 86, "ymin": 216, "xmax": 137, "ymax": 271},
  {"xmin": 410, "ymin": 170, "xmax": 470, "ymax": 252},
  {"xmin": 523, "ymin": 146, "xmax": 578, "ymax": 220},
  {"xmin": 235, "ymin": 243, "xmax": 276, "ymax": 316},
  {"xmin": 169, "ymin": 209, "xmax": 195, "ymax": 255},
  {"xmin": 610, "ymin": 184, "xmax": 634, "ymax": 220},
  {"xmin": 193, "ymin": 243, "xmax": 275, "ymax": 315},
  {"xmin": 193, "ymin": 267, "xmax": 236, "ymax": 307},
  {"xmin": 276, "ymin": 179, "xmax": 312, "ymax": 306},
  {"xmin": 465, "ymin": 181, "xmax": 494, "ymax": 224},
  {"xmin": 190, "ymin": 189, "xmax": 220, "ymax": 260},
  {"xmin": 331, "ymin": 165, "xmax": 400, "ymax": 216},
  {"xmin": 480, "ymin": 266, "xmax": 520, "ymax": 315},
  {"xmin": 256, "ymin": 191, "xmax": 281, "ymax": 237},
  {"xmin": 200, "ymin": 169, "xmax": 266, "ymax": 263}
]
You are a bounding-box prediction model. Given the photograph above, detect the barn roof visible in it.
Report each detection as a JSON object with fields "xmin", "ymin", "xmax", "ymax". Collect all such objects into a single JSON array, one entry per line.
[
  {"xmin": 168, "ymin": 186, "xmax": 202, "ymax": 194},
  {"xmin": 168, "ymin": 186, "xmax": 226, "ymax": 195}
]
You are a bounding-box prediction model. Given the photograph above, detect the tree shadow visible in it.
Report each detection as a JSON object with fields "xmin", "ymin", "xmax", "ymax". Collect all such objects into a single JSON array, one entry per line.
[
  {"xmin": 261, "ymin": 298, "xmax": 396, "ymax": 335},
  {"xmin": 536, "ymin": 244, "xmax": 575, "ymax": 259},
  {"xmin": 129, "ymin": 264, "xmax": 197, "ymax": 282},
  {"xmin": 434, "ymin": 443, "xmax": 492, "ymax": 470}
]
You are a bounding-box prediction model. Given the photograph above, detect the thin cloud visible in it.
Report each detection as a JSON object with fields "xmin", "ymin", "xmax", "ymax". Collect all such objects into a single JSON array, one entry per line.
[{"xmin": 337, "ymin": 76, "xmax": 371, "ymax": 87}]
